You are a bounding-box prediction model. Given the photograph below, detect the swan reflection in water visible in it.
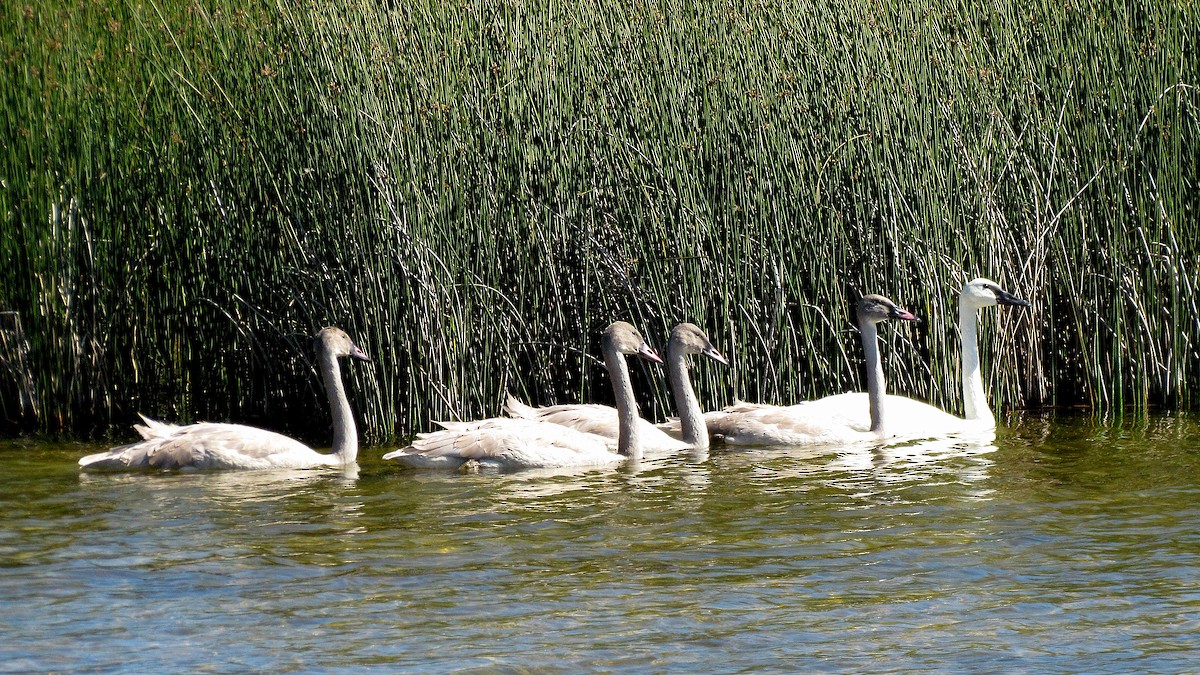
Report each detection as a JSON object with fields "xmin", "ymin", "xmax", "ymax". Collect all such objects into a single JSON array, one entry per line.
[
  {"xmin": 78, "ymin": 463, "xmax": 365, "ymax": 531},
  {"xmin": 706, "ymin": 428, "xmax": 998, "ymax": 494}
]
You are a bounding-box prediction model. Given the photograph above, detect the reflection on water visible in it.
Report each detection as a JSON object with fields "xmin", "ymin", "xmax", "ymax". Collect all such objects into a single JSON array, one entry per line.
[{"xmin": 2, "ymin": 413, "xmax": 1199, "ymax": 672}]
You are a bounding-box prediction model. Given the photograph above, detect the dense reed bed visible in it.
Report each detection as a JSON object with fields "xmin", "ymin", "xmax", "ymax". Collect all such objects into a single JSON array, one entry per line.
[{"xmin": 1, "ymin": 0, "xmax": 1196, "ymax": 442}]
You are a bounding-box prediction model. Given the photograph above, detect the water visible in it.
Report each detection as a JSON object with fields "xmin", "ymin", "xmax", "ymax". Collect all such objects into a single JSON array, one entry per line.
[{"xmin": 2, "ymin": 414, "xmax": 1198, "ymax": 672}]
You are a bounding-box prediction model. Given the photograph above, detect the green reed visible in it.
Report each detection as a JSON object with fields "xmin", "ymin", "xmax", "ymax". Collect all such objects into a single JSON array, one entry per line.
[{"xmin": 1, "ymin": 0, "xmax": 1195, "ymax": 443}]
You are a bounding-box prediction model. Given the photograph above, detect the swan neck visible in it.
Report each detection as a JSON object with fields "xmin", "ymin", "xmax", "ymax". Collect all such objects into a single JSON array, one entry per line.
[
  {"xmin": 667, "ymin": 345, "xmax": 707, "ymax": 448},
  {"xmin": 959, "ymin": 302, "xmax": 991, "ymax": 422},
  {"xmin": 859, "ymin": 318, "xmax": 886, "ymax": 433},
  {"xmin": 604, "ymin": 346, "xmax": 642, "ymax": 460},
  {"xmin": 320, "ymin": 349, "xmax": 358, "ymax": 464}
]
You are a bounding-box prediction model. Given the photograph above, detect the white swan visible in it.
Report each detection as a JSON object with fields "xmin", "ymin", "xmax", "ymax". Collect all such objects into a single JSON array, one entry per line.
[
  {"xmin": 710, "ymin": 279, "xmax": 1030, "ymax": 444},
  {"xmin": 79, "ymin": 327, "xmax": 371, "ymax": 471},
  {"xmin": 815, "ymin": 277, "xmax": 1030, "ymax": 436},
  {"xmin": 503, "ymin": 322, "xmax": 727, "ymax": 450},
  {"xmin": 383, "ymin": 321, "xmax": 663, "ymax": 470},
  {"xmin": 704, "ymin": 294, "xmax": 919, "ymax": 446},
  {"xmin": 793, "ymin": 278, "xmax": 1031, "ymax": 436}
]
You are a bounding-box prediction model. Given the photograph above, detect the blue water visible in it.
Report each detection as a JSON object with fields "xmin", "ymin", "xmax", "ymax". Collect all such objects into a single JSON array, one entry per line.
[{"xmin": 2, "ymin": 413, "xmax": 1198, "ymax": 672}]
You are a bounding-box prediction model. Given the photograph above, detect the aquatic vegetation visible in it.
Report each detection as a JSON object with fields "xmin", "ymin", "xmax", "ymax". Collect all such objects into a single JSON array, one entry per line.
[{"xmin": 0, "ymin": 0, "xmax": 1195, "ymax": 441}]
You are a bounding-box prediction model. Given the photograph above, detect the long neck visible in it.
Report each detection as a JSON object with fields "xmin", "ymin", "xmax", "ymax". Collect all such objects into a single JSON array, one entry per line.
[
  {"xmin": 667, "ymin": 344, "xmax": 707, "ymax": 448},
  {"xmin": 604, "ymin": 346, "xmax": 642, "ymax": 460},
  {"xmin": 959, "ymin": 302, "xmax": 991, "ymax": 422},
  {"xmin": 859, "ymin": 319, "xmax": 886, "ymax": 433},
  {"xmin": 319, "ymin": 350, "xmax": 358, "ymax": 464}
]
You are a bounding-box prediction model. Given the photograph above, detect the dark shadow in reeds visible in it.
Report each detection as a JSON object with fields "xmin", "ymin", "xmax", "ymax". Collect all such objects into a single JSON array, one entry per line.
[{"xmin": 1, "ymin": 0, "xmax": 1195, "ymax": 442}]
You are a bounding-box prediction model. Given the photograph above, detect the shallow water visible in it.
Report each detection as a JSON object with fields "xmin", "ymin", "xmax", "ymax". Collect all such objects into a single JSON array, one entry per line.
[{"xmin": 2, "ymin": 413, "xmax": 1198, "ymax": 672}]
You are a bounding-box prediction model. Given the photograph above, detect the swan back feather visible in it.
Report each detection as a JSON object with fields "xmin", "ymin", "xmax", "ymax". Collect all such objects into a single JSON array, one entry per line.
[{"xmin": 383, "ymin": 418, "xmax": 622, "ymax": 469}]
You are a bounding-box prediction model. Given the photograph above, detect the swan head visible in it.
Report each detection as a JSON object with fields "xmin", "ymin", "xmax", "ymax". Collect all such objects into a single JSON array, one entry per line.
[
  {"xmin": 315, "ymin": 327, "xmax": 372, "ymax": 363},
  {"xmin": 961, "ymin": 278, "xmax": 1031, "ymax": 310},
  {"xmin": 603, "ymin": 321, "xmax": 663, "ymax": 364},
  {"xmin": 669, "ymin": 323, "xmax": 728, "ymax": 365},
  {"xmin": 858, "ymin": 294, "xmax": 918, "ymax": 325}
]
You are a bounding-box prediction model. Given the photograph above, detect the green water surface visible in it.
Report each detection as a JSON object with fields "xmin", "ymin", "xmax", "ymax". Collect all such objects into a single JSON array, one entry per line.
[{"xmin": 1, "ymin": 413, "xmax": 1198, "ymax": 672}]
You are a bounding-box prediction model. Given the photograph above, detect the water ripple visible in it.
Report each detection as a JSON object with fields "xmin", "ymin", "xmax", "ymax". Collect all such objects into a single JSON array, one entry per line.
[{"xmin": 1, "ymin": 414, "xmax": 1199, "ymax": 671}]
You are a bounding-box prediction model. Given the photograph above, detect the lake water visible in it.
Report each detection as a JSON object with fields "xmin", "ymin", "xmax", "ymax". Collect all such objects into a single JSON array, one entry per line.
[{"xmin": 2, "ymin": 413, "xmax": 1198, "ymax": 672}]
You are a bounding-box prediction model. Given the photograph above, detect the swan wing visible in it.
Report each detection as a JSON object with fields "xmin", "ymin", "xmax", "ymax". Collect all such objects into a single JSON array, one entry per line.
[
  {"xmin": 384, "ymin": 418, "xmax": 623, "ymax": 469},
  {"xmin": 505, "ymin": 397, "xmax": 620, "ymax": 436},
  {"xmin": 504, "ymin": 395, "xmax": 688, "ymax": 450},
  {"xmin": 878, "ymin": 396, "xmax": 976, "ymax": 436},
  {"xmin": 655, "ymin": 418, "xmax": 682, "ymax": 437},
  {"xmin": 80, "ymin": 423, "xmax": 323, "ymax": 470},
  {"xmin": 704, "ymin": 404, "xmax": 868, "ymax": 446},
  {"xmin": 719, "ymin": 399, "xmax": 775, "ymax": 413},
  {"xmin": 787, "ymin": 392, "xmax": 977, "ymax": 438},
  {"xmin": 132, "ymin": 414, "xmax": 179, "ymax": 440}
]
